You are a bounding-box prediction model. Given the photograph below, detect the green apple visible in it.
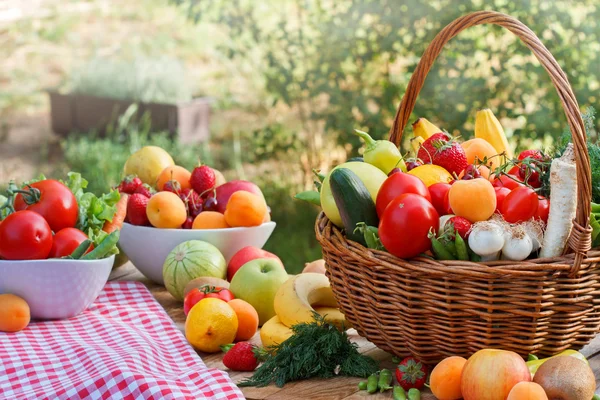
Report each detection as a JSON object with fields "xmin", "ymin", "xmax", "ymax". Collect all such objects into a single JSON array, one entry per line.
[{"xmin": 229, "ymin": 258, "xmax": 290, "ymax": 325}]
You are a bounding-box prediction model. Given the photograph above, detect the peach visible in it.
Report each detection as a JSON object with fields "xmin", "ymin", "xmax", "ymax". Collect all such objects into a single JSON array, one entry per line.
[
  {"xmin": 507, "ymin": 382, "xmax": 548, "ymax": 400},
  {"xmin": 430, "ymin": 356, "xmax": 467, "ymax": 400},
  {"xmin": 448, "ymin": 178, "xmax": 496, "ymax": 222}
]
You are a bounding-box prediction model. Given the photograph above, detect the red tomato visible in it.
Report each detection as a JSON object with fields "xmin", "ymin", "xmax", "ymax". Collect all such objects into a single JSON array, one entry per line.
[
  {"xmin": 535, "ymin": 197, "xmax": 550, "ymax": 224},
  {"xmin": 500, "ymin": 187, "xmax": 539, "ymax": 223},
  {"xmin": 379, "ymin": 193, "xmax": 439, "ymax": 258},
  {"xmin": 48, "ymin": 228, "xmax": 92, "ymax": 258},
  {"xmin": 491, "ymin": 175, "xmax": 523, "ymax": 191},
  {"xmin": 428, "ymin": 183, "xmax": 452, "ymax": 216},
  {"xmin": 507, "ymin": 166, "xmax": 520, "ymax": 175},
  {"xmin": 375, "ymin": 172, "xmax": 431, "ymax": 217},
  {"xmin": 15, "ymin": 180, "xmax": 78, "ymax": 232},
  {"xmin": 0, "ymin": 210, "xmax": 53, "ymax": 260},
  {"xmin": 494, "ymin": 187, "xmax": 511, "ymax": 213},
  {"xmin": 443, "ymin": 191, "xmax": 453, "ymax": 215},
  {"xmin": 183, "ymin": 286, "xmax": 235, "ymax": 315}
]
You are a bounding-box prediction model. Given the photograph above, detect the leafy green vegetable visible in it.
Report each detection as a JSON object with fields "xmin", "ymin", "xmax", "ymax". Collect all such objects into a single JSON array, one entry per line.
[{"xmin": 239, "ymin": 313, "xmax": 378, "ymax": 388}]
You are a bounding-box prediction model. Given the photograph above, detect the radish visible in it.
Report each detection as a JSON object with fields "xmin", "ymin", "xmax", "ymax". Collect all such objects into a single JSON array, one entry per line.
[
  {"xmin": 468, "ymin": 221, "xmax": 505, "ymax": 256},
  {"xmin": 539, "ymin": 144, "xmax": 577, "ymax": 258}
]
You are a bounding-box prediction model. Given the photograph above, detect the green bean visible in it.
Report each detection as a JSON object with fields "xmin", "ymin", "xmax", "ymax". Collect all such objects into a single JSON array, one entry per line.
[
  {"xmin": 366, "ymin": 372, "xmax": 379, "ymax": 394},
  {"xmin": 469, "ymin": 251, "xmax": 481, "ymax": 262},
  {"xmin": 444, "ymin": 240, "xmax": 458, "ymax": 257},
  {"xmin": 66, "ymin": 239, "xmax": 93, "ymax": 259},
  {"xmin": 431, "ymin": 236, "xmax": 455, "ymax": 260},
  {"xmin": 455, "ymin": 233, "xmax": 469, "ymax": 261},
  {"xmin": 81, "ymin": 230, "xmax": 120, "ymax": 260},
  {"xmin": 393, "ymin": 386, "xmax": 407, "ymax": 400},
  {"xmin": 407, "ymin": 388, "xmax": 421, "ymax": 400},
  {"xmin": 378, "ymin": 368, "xmax": 393, "ymax": 392},
  {"xmin": 357, "ymin": 381, "xmax": 367, "ymax": 390}
]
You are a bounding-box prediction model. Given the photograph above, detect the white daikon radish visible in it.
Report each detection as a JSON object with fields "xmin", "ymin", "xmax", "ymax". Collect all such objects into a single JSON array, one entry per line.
[
  {"xmin": 469, "ymin": 221, "xmax": 505, "ymax": 256},
  {"xmin": 539, "ymin": 144, "xmax": 577, "ymax": 258},
  {"xmin": 502, "ymin": 226, "xmax": 533, "ymax": 261}
]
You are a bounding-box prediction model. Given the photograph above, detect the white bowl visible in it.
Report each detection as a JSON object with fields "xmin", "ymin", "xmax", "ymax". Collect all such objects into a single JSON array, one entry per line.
[
  {"xmin": 0, "ymin": 256, "xmax": 114, "ymax": 320},
  {"xmin": 118, "ymin": 222, "xmax": 276, "ymax": 284}
]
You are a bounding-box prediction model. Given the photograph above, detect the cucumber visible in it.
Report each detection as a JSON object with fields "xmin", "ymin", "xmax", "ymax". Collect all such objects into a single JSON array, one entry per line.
[{"xmin": 329, "ymin": 168, "xmax": 379, "ymax": 246}]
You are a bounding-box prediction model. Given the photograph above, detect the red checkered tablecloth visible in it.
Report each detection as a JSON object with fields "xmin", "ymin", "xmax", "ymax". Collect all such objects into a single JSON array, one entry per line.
[{"xmin": 0, "ymin": 281, "xmax": 244, "ymax": 400}]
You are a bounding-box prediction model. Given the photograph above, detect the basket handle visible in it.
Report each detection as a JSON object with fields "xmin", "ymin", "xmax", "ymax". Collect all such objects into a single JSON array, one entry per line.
[{"xmin": 389, "ymin": 11, "xmax": 592, "ymax": 275}]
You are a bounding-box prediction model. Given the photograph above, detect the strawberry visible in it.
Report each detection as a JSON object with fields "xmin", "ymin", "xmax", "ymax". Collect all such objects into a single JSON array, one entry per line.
[
  {"xmin": 163, "ymin": 180, "xmax": 182, "ymax": 194},
  {"xmin": 446, "ymin": 216, "xmax": 472, "ymax": 239},
  {"xmin": 190, "ymin": 166, "xmax": 216, "ymax": 196},
  {"xmin": 127, "ymin": 193, "xmax": 150, "ymax": 226},
  {"xmin": 179, "ymin": 188, "xmax": 203, "ymax": 217},
  {"xmin": 134, "ymin": 183, "xmax": 154, "ymax": 198},
  {"xmin": 221, "ymin": 342, "xmax": 266, "ymax": 372},
  {"xmin": 395, "ymin": 356, "xmax": 428, "ymax": 391},
  {"xmin": 417, "ymin": 133, "xmax": 467, "ymax": 176},
  {"xmin": 117, "ymin": 175, "xmax": 142, "ymax": 194}
]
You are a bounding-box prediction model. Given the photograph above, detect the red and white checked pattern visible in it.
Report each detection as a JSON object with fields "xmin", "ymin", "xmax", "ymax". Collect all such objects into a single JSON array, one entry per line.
[{"xmin": 0, "ymin": 281, "xmax": 244, "ymax": 400}]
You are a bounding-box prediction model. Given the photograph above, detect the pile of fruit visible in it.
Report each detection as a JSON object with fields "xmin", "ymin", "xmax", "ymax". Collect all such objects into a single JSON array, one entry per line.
[
  {"xmin": 301, "ymin": 109, "xmax": 579, "ymax": 262},
  {"xmin": 118, "ymin": 146, "xmax": 270, "ymax": 229}
]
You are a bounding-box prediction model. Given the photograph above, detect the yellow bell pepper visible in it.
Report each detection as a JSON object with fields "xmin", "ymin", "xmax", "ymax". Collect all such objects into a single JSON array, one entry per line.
[{"xmin": 526, "ymin": 350, "xmax": 588, "ymax": 376}]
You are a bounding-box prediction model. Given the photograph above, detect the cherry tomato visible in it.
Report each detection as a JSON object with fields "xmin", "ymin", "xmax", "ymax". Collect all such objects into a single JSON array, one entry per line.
[
  {"xmin": 379, "ymin": 193, "xmax": 439, "ymax": 259},
  {"xmin": 375, "ymin": 172, "xmax": 431, "ymax": 217},
  {"xmin": 507, "ymin": 166, "xmax": 520, "ymax": 175},
  {"xmin": 15, "ymin": 180, "xmax": 78, "ymax": 232},
  {"xmin": 183, "ymin": 286, "xmax": 235, "ymax": 315},
  {"xmin": 48, "ymin": 228, "xmax": 92, "ymax": 258},
  {"xmin": 491, "ymin": 174, "xmax": 523, "ymax": 191},
  {"xmin": 443, "ymin": 191, "xmax": 453, "ymax": 215},
  {"xmin": 428, "ymin": 183, "xmax": 451, "ymax": 216},
  {"xmin": 535, "ymin": 197, "xmax": 550, "ymax": 224},
  {"xmin": 500, "ymin": 186, "xmax": 539, "ymax": 223},
  {"xmin": 0, "ymin": 210, "xmax": 53, "ymax": 260},
  {"xmin": 494, "ymin": 187, "xmax": 511, "ymax": 213}
]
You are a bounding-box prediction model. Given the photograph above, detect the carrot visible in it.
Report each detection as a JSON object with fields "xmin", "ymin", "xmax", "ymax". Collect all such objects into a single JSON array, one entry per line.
[
  {"xmin": 103, "ymin": 193, "xmax": 129, "ymax": 234},
  {"xmin": 539, "ymin": 144, "xmax": 577, "ymax": 258}
]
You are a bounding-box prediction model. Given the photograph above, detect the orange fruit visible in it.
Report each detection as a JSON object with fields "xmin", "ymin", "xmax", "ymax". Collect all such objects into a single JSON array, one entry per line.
[
  {"xmin": 448, "ymin": 178, "xmax": 496, "ymax": 223},
  {"xmin": 185, "ymin": 298, "xmax": 238, "ymax": 353},
  {"xmin": 156, "ymin": 165, "xmax": 192, "ymax": 191},
  {"xmin": 430, "ymin": 356, "xmax": 467, "ymax": 400},
  {"xmin": 146, "ymin": 191, "xmax": 187, "ymax": 228},
  {"xmin": 228, "ymin": 299, "xmax": 259, "ymax": 341},
  {"xmin": 0, "ymin": 294, "xmax": 30, "ymax": 332},
  {"xmin": 192, "ymin": 211, "xmax": 229, "ymax": 229},
  {"xmin": 507, "ymin": 382, "xmax": 548, "ymax": 400},
  {"xmin": 224, "ymin": 191, "xmax": 267, "ymax": 227}
]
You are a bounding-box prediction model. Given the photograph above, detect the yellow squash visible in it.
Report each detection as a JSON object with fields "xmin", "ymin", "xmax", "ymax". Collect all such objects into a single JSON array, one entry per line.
[{"xmin": 474, "ymin": 109, "xmax": 513, "ymax": 159}]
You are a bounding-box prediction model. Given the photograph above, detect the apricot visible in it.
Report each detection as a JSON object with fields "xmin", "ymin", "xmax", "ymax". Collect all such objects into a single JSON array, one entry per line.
[
  {"xmin": 224, "ymin": 191, "xmax": 267, "ymax": 227},
  {"xmin": 448, "ymin": 178, "xmax": 496, "ymax": 222},
  {"xmin": 146, "ymin": 191, "xmax": 187, "ymax": 228},
  {"xmin": 507, "ymin": 382, "xmax": 548, "ymax": 400},
  {"xmin": 156, "ymin": 165, "xmax": 192, "ymax": 191},
  {"xmin": 228, "ymin": 299, "xmax": 259, "ymax": 341},
  {"xmin": 462, "ymin": 138, "xmax": 503, "ymax": 172},
  {"xmin": 192, "ymin": 211, "xmax": 229, "ymax": 229},
  {"xmin": 0, "ymin": 294, "xmax": 30, "ymax": 332},
  {"xmin": 430, "ymin": 356, "xmax": 467, "ymax": 400}
]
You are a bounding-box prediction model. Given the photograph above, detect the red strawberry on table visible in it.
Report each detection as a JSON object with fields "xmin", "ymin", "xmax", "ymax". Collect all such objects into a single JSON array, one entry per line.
[
  {"xmin": 417, "ymin": 133, "xmax": 467, "ymax": 176},
  {"xmin": 395, "ymin": 356, "xmax": 428, "ymax": 390},
  {"xmin": 127, "ymin": 193, "xmax": 150, "ymax": 226},
  {"xmin": 221, "ymin": 342, "xmax": 266, "ymax": 372},
  {"xmin": 190, "ymin": 166, "xmax": 216, "ymax": 196},
  {"xmin": 117, "ymin": 175, "xmax": 142, "ymax": 194}
]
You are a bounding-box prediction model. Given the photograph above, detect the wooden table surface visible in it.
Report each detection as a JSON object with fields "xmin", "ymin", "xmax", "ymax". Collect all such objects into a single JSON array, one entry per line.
[{"xmin": 110, "ymin": 263, "xmax": 600, "ymax": 399}]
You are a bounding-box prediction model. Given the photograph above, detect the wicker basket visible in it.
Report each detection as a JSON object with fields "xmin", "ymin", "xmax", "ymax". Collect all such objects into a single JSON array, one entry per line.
[{"xmin": 315, "ymin": 11, "xmax": 600, "ymax": 364}]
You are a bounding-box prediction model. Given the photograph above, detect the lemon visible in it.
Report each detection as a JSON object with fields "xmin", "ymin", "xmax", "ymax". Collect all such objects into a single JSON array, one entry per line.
[
  {"xmin": 185, "ymin": 298, "xmax": 238, "ymax": 353},
  {"xmin": 408, "ymin": 164, "xmax": 453, "ymax": 186},
  {"xmin": 123, "ymin": 146, "xmax": 174, "ymax": 185}
]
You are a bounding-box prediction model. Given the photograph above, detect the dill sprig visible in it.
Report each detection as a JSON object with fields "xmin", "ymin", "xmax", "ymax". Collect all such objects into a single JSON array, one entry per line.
[{"xmin": 239, "ymin": 313, "xmax": 379, "ymax": 388}]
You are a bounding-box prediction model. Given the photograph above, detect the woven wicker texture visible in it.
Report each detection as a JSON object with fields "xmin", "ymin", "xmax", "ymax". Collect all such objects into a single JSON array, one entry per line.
[{"xmin": 316, "ymin": 11, "xmax": 600, "ymax": 363}]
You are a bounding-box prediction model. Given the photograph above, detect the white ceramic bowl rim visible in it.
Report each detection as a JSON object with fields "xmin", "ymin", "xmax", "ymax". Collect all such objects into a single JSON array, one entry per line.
[
  {"xmin": 0, "ymin": 255, "xmax": 116, "ymax": 265},
  {"xmin": 122, "ymin": 221, "xmax": 276, "ymax": 233}
]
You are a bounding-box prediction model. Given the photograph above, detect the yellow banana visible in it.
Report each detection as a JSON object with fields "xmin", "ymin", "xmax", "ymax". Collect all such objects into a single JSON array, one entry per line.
[
  {"xmin": 410, "ymin": 136, "xmax": 424, "ymax": 154},
  {"xmin": 274, "ymin": 273, "xmax": 346, "ymax": 328},
  {"xmin": 412, "ymin": 118, "xmax": 441, "ymax": 141},
  {"xmin": 475, "ymin": 109, "xmax": 513, "ymax": 159}
]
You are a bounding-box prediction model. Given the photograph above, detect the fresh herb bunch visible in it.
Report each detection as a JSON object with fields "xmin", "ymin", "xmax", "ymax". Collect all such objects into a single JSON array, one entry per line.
[{"xmin": 239, "ymin": 313, "xmax": 379, "ymax": 388}]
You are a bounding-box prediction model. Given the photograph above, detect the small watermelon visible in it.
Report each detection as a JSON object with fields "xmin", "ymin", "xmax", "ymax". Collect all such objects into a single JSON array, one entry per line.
[{"xmin": 163, "ymin": 240, "xmax": 227, "ymax": 301}]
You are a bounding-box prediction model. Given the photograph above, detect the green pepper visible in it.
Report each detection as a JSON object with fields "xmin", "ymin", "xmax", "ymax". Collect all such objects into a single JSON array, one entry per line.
[
  {"xmin": 294, "ymin": 191, "xmax": 321, "ymax": 206},
  {"xmin": 430, "ymin": 235, "xmax": 455, "ymax": 260},
  {"xmin": 366, "ymin": 372, "xmax": 379, "ymax": 394},
  {"xmin": 354, "ymin": 129, "xmax": 407, "ymax": 174},
  {"xmin": 81, "ymin": 230, "xmax": 120, "ymax": 260},
  {"xmin": 407, "ymin": 388, "xmax": 421, "ymax": 400},
  {"xmin": 455, "ymin": 233, "xmax": 469, "ymax": 261},
  {"xmin": 357, "ymin": 381, "xmax": 367, "ymax": 390},
  {"xmin": 393, "ymin": 386, "xmax": 407, "ymax": 400},
  {"xmin": 378, "ymin": 368, "xmax": 393, "ymax": 392}
]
